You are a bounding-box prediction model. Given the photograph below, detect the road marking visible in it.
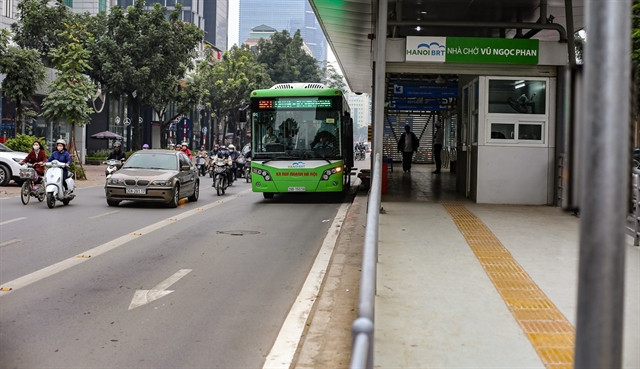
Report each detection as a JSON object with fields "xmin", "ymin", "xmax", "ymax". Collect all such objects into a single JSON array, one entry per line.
[
  {"xmin": 0, "ymin": 217, "xmax": 26, "ymax": 226},
  {"xmin": 0, "ymin": 238, "xmax": 21, "ymax": 248},
  {"xmin": 443, "ymin": 204, "xmax": 575, "ymax": 368},
  {"xmin": 89, "ymin": 210, "xmax": 120, "ymax": 219},
  {"xmin": 262, "ymin": 201, "xmax": 351, "ymax": 369},
  {"xmin": 128, "ymin": 269, "xmax": 192, "ymax": 310},
  {"xmin": 0, "ymin": 189, "xmax": 251, "ymax": 296}
]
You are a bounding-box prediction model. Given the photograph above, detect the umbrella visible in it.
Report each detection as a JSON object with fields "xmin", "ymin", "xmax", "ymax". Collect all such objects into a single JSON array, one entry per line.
[{"xmin": 91, "ymin": 130, "xmax": 123, "ymax": 140}]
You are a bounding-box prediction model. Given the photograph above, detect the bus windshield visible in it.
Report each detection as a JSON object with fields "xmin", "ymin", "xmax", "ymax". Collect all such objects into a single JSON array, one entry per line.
[{"xmin": 252, "ymin": 102, "xmax": 342, "ymax": 160}]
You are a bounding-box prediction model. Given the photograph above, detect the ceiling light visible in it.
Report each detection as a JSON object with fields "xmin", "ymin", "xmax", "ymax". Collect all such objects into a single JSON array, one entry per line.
[
  {"xmin": 515, "ymin": 82, "xmax": 526, "ymax": 89},
  {"xmin": 415, "ymin": 26, "xmax": 421, "ymax": 31}
]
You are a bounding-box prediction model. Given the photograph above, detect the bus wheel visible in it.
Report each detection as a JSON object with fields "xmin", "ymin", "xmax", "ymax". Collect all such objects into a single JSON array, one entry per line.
[{"xmin": 263, "ymin": 192, "xmax": 274, "ymax": 199}]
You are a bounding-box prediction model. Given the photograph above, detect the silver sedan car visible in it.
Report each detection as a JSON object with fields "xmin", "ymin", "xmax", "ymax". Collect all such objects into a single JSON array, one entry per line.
[{"xmin": 105, "ymin": 150, "xmax": 199, "ymax": 207}]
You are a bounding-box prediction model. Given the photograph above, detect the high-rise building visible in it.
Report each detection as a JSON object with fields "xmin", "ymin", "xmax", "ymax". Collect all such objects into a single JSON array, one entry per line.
[{"xmin": 238, "ymin": 0, "xmax": 326, "ymax": 61}]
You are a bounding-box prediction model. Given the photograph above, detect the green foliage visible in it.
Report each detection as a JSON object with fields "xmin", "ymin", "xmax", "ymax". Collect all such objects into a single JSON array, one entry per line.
[
  {"xmin": 5, "ymin": 133, "xmax": 49, "ymax": 156},
  {"xmin": 0, "ymin": 45, "xmax": 46, "ymax": 131},
  {"xmin": 42, "ymin": 23, "xmax": 95, "ymax": 128},
  {"xmin": 256, "ymin": 30, "xmax": 321, "ymax": 84},
  {"xmin": 319, "ymin": 61, "xmax": 347, "ymax": 92},
  {"xmin": 198, "ymin": 44, "xmax": 273, "ymax": 142},
  {"xmin": 10, "ymin": 0, "xmax": 77, "ymax": 61},
  {"xmin": 69, "ymin": 162, "xmax": 85, "ymax": 180},
  {"xmin": 86, "ymin": 0, "xmax": 204, "ymax": 149}
]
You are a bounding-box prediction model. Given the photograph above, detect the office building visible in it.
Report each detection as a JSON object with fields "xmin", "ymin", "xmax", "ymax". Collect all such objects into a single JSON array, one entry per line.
[{"xmin": 238, "ymin": 0, "xmax": 326, "ymax": 61}]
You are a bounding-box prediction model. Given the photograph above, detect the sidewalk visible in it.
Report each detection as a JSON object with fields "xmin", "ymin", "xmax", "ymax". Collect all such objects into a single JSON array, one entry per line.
[{"xmin": 296, "ymin": 163, "xmax": 640, "ymax": 368}]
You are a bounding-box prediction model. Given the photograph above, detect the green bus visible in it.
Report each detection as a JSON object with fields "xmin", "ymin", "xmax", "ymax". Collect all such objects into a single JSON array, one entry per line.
[{"xmin": 249, "ymin": 83, "xmax": 354, "ymax": 198}]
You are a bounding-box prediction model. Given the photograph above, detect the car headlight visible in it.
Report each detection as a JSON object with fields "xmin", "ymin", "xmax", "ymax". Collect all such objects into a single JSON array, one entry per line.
[
  {"xmin": 107, "ymin": 178, "xmax": 125, "ymax": 185},
  {"xmin": 151, "ymin": 180, "xmax": 171, "ymax": 186}
]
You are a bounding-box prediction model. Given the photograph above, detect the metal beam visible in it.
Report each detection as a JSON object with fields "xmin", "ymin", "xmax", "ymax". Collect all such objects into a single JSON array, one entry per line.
[{"xmin": 387, "ymin": 20, "xmax": 568, "ymax": 41}]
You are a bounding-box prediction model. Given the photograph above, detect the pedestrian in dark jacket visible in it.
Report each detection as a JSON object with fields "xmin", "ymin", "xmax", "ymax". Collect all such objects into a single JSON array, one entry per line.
[{"xmin": 397, "ymin": 124, "xmax": 419, "ymax": 173}]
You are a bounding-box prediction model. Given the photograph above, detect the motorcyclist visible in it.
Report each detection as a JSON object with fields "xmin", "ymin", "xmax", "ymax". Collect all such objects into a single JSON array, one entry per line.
[
  {"xmin": 228, "ymin": 144, "xmax": 240, "ymax": 178},
  {"xmin": 47, "ymin": 139, "xmax": 72, "ymax": 191},
  {"xmin": 195, "ymin": 146, "xmax": 208, "ymax": 175},
  {"xmin": 179, "ymin": 142, "xmax": 192, "ymax": 159},
  {"xmin": 213, "ymin": 146, "xmax": 233, "ymax": 186},
  {"xmin": 107, "ymin": 141, "xmax": 127, "ymax": 162},
  {"xmin": 142, "ymin": 144, "xmax": 150, "ymax": 150},
  {"xmin": 19, "ymin": 140, "xmax": 47, "ymax": 181}
]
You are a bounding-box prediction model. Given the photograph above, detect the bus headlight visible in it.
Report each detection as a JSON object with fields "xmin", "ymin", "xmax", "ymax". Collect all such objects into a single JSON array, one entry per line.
[{"xmin": 252, "ymin": 167, "xmax": 272, "ymax": 181}]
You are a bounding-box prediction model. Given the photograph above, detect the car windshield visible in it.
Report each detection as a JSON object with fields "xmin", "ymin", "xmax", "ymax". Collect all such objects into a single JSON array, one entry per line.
[{"xmin": 123, "ymin": 153, "xmax": 178, "ymax": 170}]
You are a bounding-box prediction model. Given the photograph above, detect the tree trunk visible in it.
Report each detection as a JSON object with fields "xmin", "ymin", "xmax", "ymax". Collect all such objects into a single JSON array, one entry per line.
[
  {"xmin": 132, "ymin": 94, "xmax": 141, "ymax": 150},
  {"xmin": 14, "ymin": 97, "xmax": 22, "ymax": 135}
]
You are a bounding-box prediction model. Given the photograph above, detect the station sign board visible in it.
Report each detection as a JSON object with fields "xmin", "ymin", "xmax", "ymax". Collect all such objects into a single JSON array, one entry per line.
[{"xmin": 406, "ymin": 36, "xmax": 539, "ymax": 65}]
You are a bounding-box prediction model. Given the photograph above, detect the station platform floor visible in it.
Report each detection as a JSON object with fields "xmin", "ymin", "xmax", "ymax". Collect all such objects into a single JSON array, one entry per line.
[{"xmin": 372, "ymin": 164, "xmax": 640, "ymax": 368}]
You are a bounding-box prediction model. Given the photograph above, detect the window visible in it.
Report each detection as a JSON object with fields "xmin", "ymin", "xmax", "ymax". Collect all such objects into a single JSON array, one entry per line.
[
  {"xmin": 488, "ymin": 119, "xmax": 545, "ymax": 143},
  {"xmin": 63, "ymin": 0, "xmax": 72, "ymax": 7},
  {"xmin": 488, "ymin": 79, "xmax": 546, "ymax": 115},
  {"xmin": 99, "ymin": 0, "xmax": 106, "ymax": 12}
]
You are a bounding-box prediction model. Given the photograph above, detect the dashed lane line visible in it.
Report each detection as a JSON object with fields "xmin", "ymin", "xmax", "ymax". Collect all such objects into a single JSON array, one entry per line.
[{"xmin": 0, "ymin": 189, "xmax": 251, "ymax": 296}]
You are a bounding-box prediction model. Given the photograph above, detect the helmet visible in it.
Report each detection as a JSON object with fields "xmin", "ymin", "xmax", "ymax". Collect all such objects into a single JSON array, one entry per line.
[
  {"xmin": 114, "ymin": 141, "xmax": 122, "ymax": 148},
  {"xmin": 56, "ymin": 138, "xmax": 66, "ymax": 146},
  {"xmin": 181, "ymin": 142, "xmax": 188, "ymax": 147},
  {"xmin": 169, "ymin": 143, "xmax": 175, "ymax": 147},
  {"xmin": 143, "ymin": 144, "xmax": 149, "ymax": 149},
  {"xmin": 228, "ymin": 144, "xmax": 235, "ymax": 150}
]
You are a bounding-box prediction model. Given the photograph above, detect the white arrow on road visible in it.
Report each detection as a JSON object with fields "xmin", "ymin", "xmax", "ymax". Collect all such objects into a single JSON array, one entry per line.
[{"xmin": 128, "ymin": 269, "xmax": 192, "ymax": 310}]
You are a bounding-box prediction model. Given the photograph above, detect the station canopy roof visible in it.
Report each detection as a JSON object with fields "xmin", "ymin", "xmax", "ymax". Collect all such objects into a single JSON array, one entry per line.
[{"xmin": 308, "ymin": 0, "xmax": 585, "ymax": 95}]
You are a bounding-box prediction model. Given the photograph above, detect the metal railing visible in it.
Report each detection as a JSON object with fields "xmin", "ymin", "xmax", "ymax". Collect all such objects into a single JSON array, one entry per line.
[
  {"xmin": 627, "ymin": 167, "xmax": 640, "ymax": 246},
  {"xmin": 350, "ymin": 153, "xmax": 382, "ymax": 369}
]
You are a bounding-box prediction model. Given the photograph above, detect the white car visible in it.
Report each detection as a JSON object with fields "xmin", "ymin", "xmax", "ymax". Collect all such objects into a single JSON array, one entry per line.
[{"xmin": 0, "ymin": 143, "xmax": 28, "ymax": 186}]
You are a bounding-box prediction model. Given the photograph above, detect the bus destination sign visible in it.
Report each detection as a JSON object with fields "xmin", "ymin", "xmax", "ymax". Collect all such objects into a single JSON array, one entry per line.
[{"xmin": 273, "ymin": 98, "xmax": 333, "ymax": 109}]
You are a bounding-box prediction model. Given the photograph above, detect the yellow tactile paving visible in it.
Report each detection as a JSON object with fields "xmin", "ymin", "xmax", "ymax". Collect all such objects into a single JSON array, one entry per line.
[{"xmin": 443, "ymin": 203, "xmax": 575, "ymax": 369}]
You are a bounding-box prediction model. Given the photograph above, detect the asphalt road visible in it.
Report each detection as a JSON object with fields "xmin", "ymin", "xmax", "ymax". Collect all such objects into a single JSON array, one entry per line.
[{"xmin": 0, "ymin": 174, "xmax": 352, "ymax": 368}]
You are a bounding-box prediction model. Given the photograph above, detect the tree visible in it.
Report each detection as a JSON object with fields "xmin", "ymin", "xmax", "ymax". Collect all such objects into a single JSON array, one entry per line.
[
  {"xmin": 10, "ymin": 0, "xmax": 77, "ymax": 64},
  {"xmin": 256, "ymin": 30, "xmax": 321, "ymax": 84},
  {"xmin": 87, "ymin": 0, "xmax": 203, "ymax": 149},
  {"xmin": 199, "ymin": 44, "xmax": 273, "ymax": 145},
  {"xmin": 319, "ymin": 60, "xmax": 348, "ymax": 91},
  {"xmin": 41, "ymin": 23, "xmax": 96, "ymax": 177},
  {"xmin": 0, "ymin": 43, "xmax": 46, "ymax": 134}
]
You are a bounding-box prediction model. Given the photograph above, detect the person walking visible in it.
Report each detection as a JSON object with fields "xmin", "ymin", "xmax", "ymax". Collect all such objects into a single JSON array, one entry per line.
[
  {"xmin": 397, "ymin": 124, "xmax": 419, "ymax": 173},
  {"xmin": 432, "ymin": 121, "xmax": 444, "ymax": 174}
]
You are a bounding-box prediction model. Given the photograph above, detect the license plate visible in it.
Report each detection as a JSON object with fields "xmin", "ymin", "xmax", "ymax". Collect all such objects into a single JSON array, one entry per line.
[
  {"xmin": 288, "ymin": 186, "xmax": 306, "ymax": 192},
  {"xmin": 126, "ymin": 188, "xmax": 146, "ymax": 194}
]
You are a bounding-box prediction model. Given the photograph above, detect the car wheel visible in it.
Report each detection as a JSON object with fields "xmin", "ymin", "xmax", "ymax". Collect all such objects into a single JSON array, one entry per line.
[
  {"xmin": 107, "ymin": 199, "xmax": 120, "ymax": 207},
  {"xmin": 168, "ymin": 184, "xmax": 180, "ymax": 208},
  {"xmin": 188, "ymin": 180, "xmax": 199, "ymax": 202},
  {"xmin": 0, "ymin": 164, "xmax": 10, "ymax": 186},
  {"xmin": 46, "ymin": 192, "xmax": 55, "ymax": 208}
]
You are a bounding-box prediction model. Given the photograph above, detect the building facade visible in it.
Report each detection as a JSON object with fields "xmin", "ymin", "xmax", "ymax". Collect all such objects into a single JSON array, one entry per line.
[{"xmin": 238, "ymin": 0, "xmax": 326, "ymax": 62}]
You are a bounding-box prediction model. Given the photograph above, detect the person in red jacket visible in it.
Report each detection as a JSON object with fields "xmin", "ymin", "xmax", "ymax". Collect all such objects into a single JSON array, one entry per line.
[
  {"xmin": 179, "ymin": 142, "xmax": 192, "ymax": 159},
  {"xmin": 19, "ymin": 140, "xmax": 47, "ymax": 181}
]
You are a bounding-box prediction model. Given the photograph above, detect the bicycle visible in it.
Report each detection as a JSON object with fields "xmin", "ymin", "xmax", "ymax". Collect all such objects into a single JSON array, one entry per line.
[{"xmin": 19, "ymin": 164, "xmax": 45, "ymax": 205}]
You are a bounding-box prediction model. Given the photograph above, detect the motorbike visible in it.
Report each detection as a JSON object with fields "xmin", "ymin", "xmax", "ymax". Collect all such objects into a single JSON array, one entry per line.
[
  {"xmin": 235, "ymin": 155, "xmax": 246, "ymax": 179},
  {"xmin": 44, "ymin": 160, "xmax": 75, "ymax": 208},
  {"xmin": 244, "ymin": 157, "xmax": 251, "ymax": 183},
  {"xmin": 212, "ymin": 158, "xmax": 230, "ymax": 196},
  {"xmin": 195, "ymin": 154, "xmax": 207, "ymax": 176},
  {"xmin": 104, "ymin": 159, "xmax": 123, "ymax": 179},
  {"xmin": 355, "ymin": 148, "xmax": 366, "ymax": 161},
  {"xmin": 19, "ymin": 163, "xmax": 45, "ymax": 205}
]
